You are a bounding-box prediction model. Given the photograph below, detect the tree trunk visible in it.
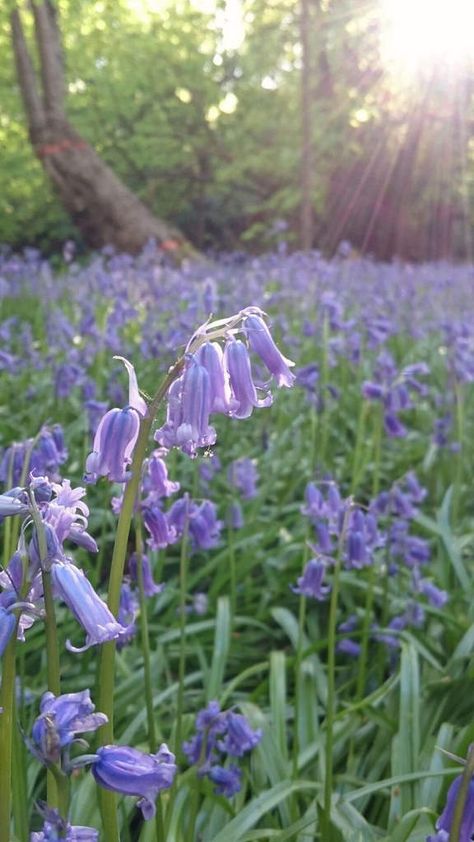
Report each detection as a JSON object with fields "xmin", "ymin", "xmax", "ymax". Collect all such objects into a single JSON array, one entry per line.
[
  {"xmin": 299, "ymin": 0, "xmax": 314, "ymax": 250},
  {"xmin": 10, "ymin": 2, "xmax": 198, "ymax": 259}
]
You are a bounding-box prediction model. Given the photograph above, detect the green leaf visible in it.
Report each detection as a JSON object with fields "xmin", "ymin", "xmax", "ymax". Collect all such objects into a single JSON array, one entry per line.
[{"xmin": 210, "ymin": 781, "xmax": 318, "ymax": 842}]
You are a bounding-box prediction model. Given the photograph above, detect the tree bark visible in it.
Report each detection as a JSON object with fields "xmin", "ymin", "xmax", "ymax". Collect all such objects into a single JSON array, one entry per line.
[
  {"xmin": 10, "ymin": 2, "xmax": 198, "ymax": 259},
  {"xmin": 299, "ymin": 0, "xmax": 314, "ymax": 250}
]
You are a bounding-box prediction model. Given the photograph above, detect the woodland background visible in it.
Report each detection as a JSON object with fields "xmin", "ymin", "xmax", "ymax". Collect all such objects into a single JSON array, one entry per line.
[{"xmin": 0, "ymin": 0, "xmax": 472, "ymax": 260}]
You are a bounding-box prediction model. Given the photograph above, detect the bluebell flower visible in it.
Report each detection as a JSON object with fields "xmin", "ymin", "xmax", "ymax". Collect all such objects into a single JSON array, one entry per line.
[
  {"xmin": 188, "ymin": 592, "xmax": 209, "ymax": 615},
  {"xmin": 189, "ymin": 500, "xmax": 222, "ymax": 550},
  {"xmin": 117, "ymin": 582, "xmax": 139, "ymax": 649},
  {"xmin": 217, "ymin": 711, "xmax": 262, "ymax": 757},
  {"xmin": 243, "ymin": 313, "xmax": 295, "ymax": 387},
  {"xmin": 128, "ymin": 553, "xmax": 164, "ymax": 597},
  {"xmin": 155, "ymin": 358, "xmax": 216, "ymax": 457},
  {"xmin": 85, "ymin": 399, "xmax": 109, "ymax": 436},
  {"xmin": 197, "ymin": 341, "xmax": 236, "ymax": 414},
  {"xmin": 142, "ymin": 450, "xmax": 180, "ymax": 500},
  {"xmin": 0, "ymin": 493, "xmax": 29, "ymax": 518},
  {"xmin": 208, "ymin": 764, "xmax": 242, "ymax": 797},
  {"xmin": 0, "ymin": 607, "xmax": 17, "ymax": 658},
  {"xmin": 291, "ymin": 559, "xmax": 331, "ymax": 601},
  {"xmin": 0, "ymin": 441, "xmax": 31, "ymax": 487},
  {"xmin": 228, "ymin": 458, "xmax": 258, "ymax": 499},
  {"xmin": 114, "ymin": 355, "xmax": 148, "ymax": 416},
  {"xmin": 196, "ymin": 700, "xmax": 223, "ymax": 732},
  {"xmin": 143, "ymin": 505, "xmax": 176, "ymax": 550},
  {"xmin": 92, "ymin": 743, "xmax": 176, "ymax": 820},
  {"xmin": 426, "ymin": 831, "xmax": 448, "ymax": 842},
  {"xmin": 85, "ymin": 407, "xmax": 140, "ymax": 483},
  {"xmin": 51, "ymin": 560, "xmax": 127, "ymax": 653},
  {"xmin": 301, "ymin": 482, "xmax": 325, "ymax": 521},
  {"xmin": 224, "ymin": 339, "xmax": 272, "ymax": 419},
  {"xmin": 419, "ymin": 579, "xmax": 448, "ymax": 608},
  {"xmin": 336, "ymin": 639, "xmax": 361, "ymax": 657},
  {"xmin": 199, "ymin": 453, "xmax": 222, "ymax": 490},
  {"xmin": 31, "ymin": 808, "xmax": 99, "ymax": 841},
  {"xmin": 228, "ymin": 501, "xmax": 244, "ymax": 529},
  {"xmin": 183, "ymin": 700, "xmax": 225, "ymax": 767},
  {"xmin": 29, "ymin": 523, "xmax": 65, "ymax": 571},
  {"xmin": 31, "ymin": 690, "xmax": 107, "ymax": 764}
]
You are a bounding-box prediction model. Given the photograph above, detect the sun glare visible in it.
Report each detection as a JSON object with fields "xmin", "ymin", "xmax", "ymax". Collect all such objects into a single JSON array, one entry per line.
[{"xmin": 380, "ymin": 0, "xmax": 474, "ymax": 75}]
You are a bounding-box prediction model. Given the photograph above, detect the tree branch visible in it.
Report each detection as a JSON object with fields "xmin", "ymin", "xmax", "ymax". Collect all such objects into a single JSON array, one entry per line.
[
  {"xmin": 10, "ymin": 6, "xmax": 46, "ymax": 140},
  {"xmin": 30, "ymin": 0, "xmax": 66, "ymax": 125}
]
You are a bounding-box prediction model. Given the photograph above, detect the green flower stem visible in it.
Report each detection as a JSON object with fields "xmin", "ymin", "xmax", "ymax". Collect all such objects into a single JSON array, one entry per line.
[
  {"xmin": 134, "ymin": 517, "xmax": 166, "ymax": 842},
  {"xmin": 164, "ymin": 514, "xmax": 190, "ymax": 836},
  {"xmin": 350, "ymin": 400, "xmax": 369, "ymax": 496},
  {"xmin": 355, "ymin": 407, "xmax": 383, "ymax": 701},
  {"xmin": 319, "ymin": 314, "xmax": 330, "ymax": 467},
  {"xmin": 371, "ymin": 404, "xmax": 383, "ymax": 500},
  {"xmin": 12, "ymin": 702, "xmax": 29, "ymax": 842},
  {"xmin": 135, "ymin": 517, "xmax": 157, "ymax": 752},
  {"xmin": 175, "ymin": 513, "xmax": 190, "ymax": 758},
  {"xmin": 449, "ymin": 744, "xmax": 474, "ymax": 842},
  {"xmin": 292, "ymin": 592, "xmax": 307, "ymax": 779},
  {"xmin": 0, "ymin": 632, "xmax": 18, "ymax": 841},
  {"xmin": 453, "ymin": 381, "xmax": 464, "ymax": 525},
  {"xmin": 2, "ymin": 449, "xmax": 15, "ymax": 568},
  {"xmin": 96, "ymin": 359, "xmax": 184, "ymax": 842},
  {"xmin": 29, "ymin": 494, "xmax": 64, "ymax": 812},
  {"xmin": 8, "ymin": 437, "xmax": 37, "ymax": 565},
  {"xmin": 227, "ymin": 513, "xmax": 236, "ymax": 616},
  {"xmin": 292, "ymin": 534, "xmax": 312, "ymax": 780},
  {"xmin": 322, "ymin": 508, "xmax": 351, "ymax": 840}
]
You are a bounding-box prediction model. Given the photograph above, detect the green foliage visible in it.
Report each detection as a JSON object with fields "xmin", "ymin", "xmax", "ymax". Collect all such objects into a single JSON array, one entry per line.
[{"xmin": 0, "ymin": 0, "xmax": 471, "ymax": 256}]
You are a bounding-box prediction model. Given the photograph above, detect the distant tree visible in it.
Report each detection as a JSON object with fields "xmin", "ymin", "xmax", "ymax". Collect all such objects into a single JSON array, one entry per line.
[{"xmin": 9, "ymin": 0, "xmax": 197, "ymax": 257}]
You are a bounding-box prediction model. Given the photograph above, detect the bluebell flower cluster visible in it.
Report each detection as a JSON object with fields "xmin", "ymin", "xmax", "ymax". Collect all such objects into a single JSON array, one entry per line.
[
  {"xmin": 155, "ymin": 307, "xmax": 295, "ymax": 456},
  {"xmin": 298, "ymin": 473, "xmax": 447, "ymax": 659},
  {"xmin": 362, "ymin": 351, "xmax": 429, "ymax": 437},
  {"xmin": 0, "ymin": 424, "xmax": 68, "ymax": 486},
  {"xmin": 0, "ymin": 473, "xmax": 129, "ymax": 655},
  {"xmin": 183, "ymin": 700, "xmax": 262, "ymax": 797}
]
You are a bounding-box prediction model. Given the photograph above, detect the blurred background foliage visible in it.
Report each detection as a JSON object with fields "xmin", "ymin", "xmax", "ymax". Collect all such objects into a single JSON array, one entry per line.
[{"xmin": 0, "ymin": 0, "xmax": 472, "ymax": 258}]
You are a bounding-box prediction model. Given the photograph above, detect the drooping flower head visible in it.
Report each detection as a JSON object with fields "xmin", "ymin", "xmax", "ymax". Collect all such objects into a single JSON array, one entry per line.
[
  {"xmin": 51, "ymin": 561, "xmax": 128, "ymax": 652},
  {"xmin": 92, "ymin": 743, "xmax": 177, "ymax": 819},
  {"xmin": 31, "ymin": 690, "xmax": 107, "ymax": 764},
  {"xmin": 155, "ymin": 306, "xmax": 294, "ymax": 457}
]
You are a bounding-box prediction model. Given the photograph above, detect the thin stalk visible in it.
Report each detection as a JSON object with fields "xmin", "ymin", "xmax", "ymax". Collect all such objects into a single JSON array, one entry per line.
[
  {"xmin": 12, "ymin": 695, "xmax": 28, "ymax": 842},
  {"xmin": 0, "ymin": 633, "xmax": 18, "ymax": 841},
  {"xmin": 96, "ymin": 359, "xmax": 184, "ymax": 842},
  {"xmin": 175, "ymin": 511, "xmax": 190, "ymax": 757},
  {"xmin": 353, "ymin": 408, "xmax": 383, "ymax": 703},
  {"xmin": 449, "ymin": 745, "xmax": 474, "ymax": 842},
  {"xmin": 350, "ymin": 401, "xmax": 369, "ymax": 496},
  {"xmin": 2, "ymin": 447, "xmax": 15, "ymax": 568},
  {"xmin": 371, "ymin": 405, "xmax": 383, "ymax": 499},
  {"xmin": 453, "ymin": 381, "xmax": 464, "ymax": 525},
  {"xmin": 319, "ymin": 315, "xmax": 330, "ymax": 467},
  {"xmin": 292, "ymin": 592, "xmax": 307, "ymax": 780},
  {"xmin": 164, "ymin": 513, "xmax": 190, "ymax": 838},
  {"xmin": 29, "ymin": 494, "xmax": 64, "ymax": 813},
  {"xmin": 135, "ymin": 517, "xmax": 166, "ymax": 842},
  {"xmin": 227, "ymin": 515, "xmax": 236, "ymax": 616},
  {"xmin": 292, "ymin": 533, "xmax": 312, "ymax": 780},
  {"xmin": 322, "ymin": 507, "xmax": 351, "ymax": 840}
]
